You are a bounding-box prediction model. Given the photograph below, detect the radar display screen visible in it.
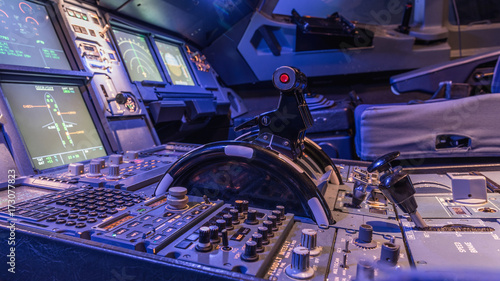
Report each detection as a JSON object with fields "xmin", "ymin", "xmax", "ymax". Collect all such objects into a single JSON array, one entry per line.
[
  {"xmin": 112, "ymin": 29, "xmax": 162, "ymax": 82},
  {"xmin": 0, "ymin": 83, "xmax": 107, "ymax": 170},
  {"xmin": 0, "ymin": 0, "xmax": 71, "ymax": 70},
  {"xmin": 155, "ymin": 41, "xmax": 195, "ymax": 86}
]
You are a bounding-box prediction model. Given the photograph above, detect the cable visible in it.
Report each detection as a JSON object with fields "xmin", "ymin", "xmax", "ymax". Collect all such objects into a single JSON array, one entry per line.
[
  {"xmin": 413, "ymin": 181, "xmax": 452, "ymax": 191},
  {"xmin": 451, "ymin": 0, "xmax": 462, "ymax": 57}
]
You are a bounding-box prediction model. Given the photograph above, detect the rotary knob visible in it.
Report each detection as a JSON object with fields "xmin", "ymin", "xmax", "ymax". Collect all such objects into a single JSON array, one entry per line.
[
  {"xmin": 196, "ymin": 226, "xmax": 212, "ymax": 252},
  {"xmin": 223, "ymin": 214, "xmax": 234, "ymax": 230},
  {"xmin": 276, "ymin": 205, "xmax": 286, "ymax": 221},
  {"xmin": 91, "ymin": 158, "xmax": 106, "ymax": 169},
  {"xmin": 354, "ymin": 224, "xmax": 376, "ymax": 249},
  {"xmin": 267, "ymin": 215, "xmax": 278, "ymax": 231},
  {"xmin": 166, "ymin": 187, "xmax": 188, "ymax": 210},
  {"xmin": 245, "ymin": 209, "xmax": 259, "ymax": 225},
  {"xmin": 285, "ymin": 246, "xmax": 314, "ymax": 279},
  {"xmin": 241, "ymin": 200, "xmax": 249, "ymax": 214},
  {"xmin": 209, "ymin": 225, "xmax": 220, "ymax": 243},
  {"xmin": 272, "ymin": 210, "xmax": 283, "ymax": 225},
  {"xmin": 216, "ymin": 219, "xmax": 226, "ymax": 232},
  {"xmin": 87, "ymin": 162, "xmax": 102, "ymax": 177},
  {"xmin": 252, "ymin": 233, "xmax": 264, "ymax": 253},
  {"xmin": 300, "ymin": 229, "xmax": 320, "ymax": 256},
  {"xmin": 234, "ymin": 200, "xmax": 245, "ymax": 218},
  {"xmin": 108, "ymin": 154, "xmax": 123, "ymax": 165},
  {"xmin": 379, "ymin": 242, "xmax": 400, "ymax": 267},
  {"xmin": 241, "ymin": 240, "xmax": 259, "ymax": 262},
  {"xmin": 106, "ymin": 164, "xmax": 121, "ymax": 180},
  {"xmin": 258, "ymin": 226, "xmax": 270, "ymax": 245},
  {"xmin": 230, "ymin": 209, "xmax": 240, "ymax": 225},
  {"xmin": 68, "ymin": 163, "xmax": 84, "ymax": 176},
  {"xmin": 123, "ymin": 151, "xmax": 138, "ymax": 161},
  {"xmin": 356, "ymin": 259, "xmax": 375, "ymax": 280},
  {"xmin": 263, "ymin": 220, "xmax": 274, "ymax": 237}
]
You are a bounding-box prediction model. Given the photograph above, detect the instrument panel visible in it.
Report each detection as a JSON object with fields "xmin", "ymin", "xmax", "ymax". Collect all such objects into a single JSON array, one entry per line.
[
  {"xmin": 4, "ymin": 155, "xmax": 500, "ymax": 280},
  {"xmin": 0, "ymin": 0, "xmax": 499, "ymax": 280}
]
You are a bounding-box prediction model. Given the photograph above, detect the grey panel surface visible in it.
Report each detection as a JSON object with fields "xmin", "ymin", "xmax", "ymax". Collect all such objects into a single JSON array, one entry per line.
[
  {"xmin": 415, "ymin": 194, "xmax": 500, "ymax": 219},
  {"xmin": 402, "ymin": 218, "xmax": 500, "ymax": 271},
  {"xmin": 109, "ymin": 118, "xmax": 156, "ymax": 151}
]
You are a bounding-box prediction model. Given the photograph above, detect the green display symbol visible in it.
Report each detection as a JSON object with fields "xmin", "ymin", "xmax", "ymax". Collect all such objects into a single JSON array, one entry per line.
[{"xmin": 42, "ymin": 92, "xmax": 77, "ymax": 148}]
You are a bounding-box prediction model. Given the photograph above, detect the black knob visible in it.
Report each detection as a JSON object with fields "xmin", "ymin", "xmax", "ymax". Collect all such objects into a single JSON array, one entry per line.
[
  {"xmin": 356, "ymin": 259, "xmax": 375, "ymax": 280},
  {"xmin": 379, "ymin": 173, "xmax": 418, "ymax": 214},
  {"xmin": 216, "ymin": 219, "xmax": 226, "ymax": 232},
  {"xmin": 258, "ymin": 226, "xmax": 270, "ymax": 245},
  {"xmin": 223, "ymin": 214, "xmax": 234, "ymax": 230},
  {"xmin": 234, "ymin": 200, "xmax": 245, "ymax": 218},
  {"xmin": 230, "ymin": 208, "xmax": 240, "ymax": 225},
  {"xmin": 355, "ymin": 224, "xmax": 376, "ymax": 249},
  {"xmin": 366, "ymin": 151, "xmax": 400, "ymax": 173},
  {"xmin": 241, "ymin": 200, "xmax": 249, "ymax": 213},
  {"xmin": 272, "ymin": 210, "xmax": 283, "ymax": 225},
  {"xmin": 252, "ymin": 233, "xmax": 264, "ymax": 253},
  {"xmin": 267, "ymin": 215, "xmax": 278, "ymax": 231},
  {"xmin": 276, "ymin": 205, "xmax": 286, "ymax": 221},
  {"xmin": 115, "ymin": 93, "xmax": 127, "ymax": 104},
  {"xmin": 196, "ymin": 226, "xmax": 212, "ymax": 252},
  {"xmin": 245, "ymin": 209, "xmax": 259, "ymax": 225},
  {"xmin": 285, "ymin": 246, "xmax": 314, "ymax": 279},
  {"xmin": 221, "ymin": 229, "xmax": 231, "ymax": 251},
  {"xmin": 263, "ymin": 220, "xmax": 274, "ymax": 237},
  {"xmin": 209, "ymin": 225, "xmax": 220, "ymax": 243},
  {"xmin": 380, "ymin": 242, "xmax": 400, "ymax": 266},
  {"xmin": 373, "ymin": 155, "xmax": 427, "ymax": 229},
  {"xmin": 241, "ymin": 240, "xmax": 259, "ymax": 262}
]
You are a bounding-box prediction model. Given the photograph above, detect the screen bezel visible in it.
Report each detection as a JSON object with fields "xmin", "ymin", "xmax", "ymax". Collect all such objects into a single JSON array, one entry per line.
[
  {"xmin": 0, "ymin": 0, "xmax": 79, "ymax": 72},
  {"xmin": 110, "ymin": 27, "xmax": 166, "ymax": 84},
  {"xmin": 0, "ymin": 76, "xmax": 112, "ymax": 175}
]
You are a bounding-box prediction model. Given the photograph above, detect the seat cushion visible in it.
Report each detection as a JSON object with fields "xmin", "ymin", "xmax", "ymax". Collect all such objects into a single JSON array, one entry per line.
[{"xmin": 355, "ymin": 94, "xmax": 500, "ymax": 160}]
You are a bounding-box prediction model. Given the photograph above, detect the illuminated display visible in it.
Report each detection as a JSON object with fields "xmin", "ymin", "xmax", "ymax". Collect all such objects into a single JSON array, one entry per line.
[
  {"xmin": 0, "ymin": 0, "xmax": 71, "ymax": 69},
  {"xmin": 101, "ymin": 214, "xmax": 135, "ymax": 230},
  {"xmin": 0, "ymin": 186, "xmax": 54, "ymax": 208},
  {"xmin": 145, "ymin": 196, "xmax": 167, "ymax": 208},
  {"xmin": 0, "ymin": 83, "xmax": 107, "ymax": 170},
  {"xmin": 155, "ymin": 41, "xmax": 195, "ymax": 86},
  {"xmin": 112, "ymin": 29, "xmax": 162, "ymax": 82}
]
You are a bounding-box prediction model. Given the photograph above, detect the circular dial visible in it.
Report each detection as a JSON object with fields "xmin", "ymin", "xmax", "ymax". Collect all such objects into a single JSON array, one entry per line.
[{"xmin": 114, "ymin": 30, "xmax": 162, "ymax": 82}]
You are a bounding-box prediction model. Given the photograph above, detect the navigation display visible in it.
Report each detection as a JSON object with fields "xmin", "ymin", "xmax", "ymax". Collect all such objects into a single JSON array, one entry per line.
[
  {"xmin": 1, "ymin": 83, "xmax": 107, "ymax": 170},
  {"xmin": 112, "ymin": 29, "xmax": 162, "ymax": 82},
  {"xmin": 155, "ymin": 41, "xmax": 195, "ymax": 86},
  {"xmin": 0, "ymin": 0, "xmax": 71, "ymax": 69}
]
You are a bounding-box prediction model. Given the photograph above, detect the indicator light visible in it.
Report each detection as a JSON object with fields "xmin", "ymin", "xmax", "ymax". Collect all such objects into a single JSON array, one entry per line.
[{"xmin": 279, "ymin": 73, "xmax": 290, "ymax": 83}]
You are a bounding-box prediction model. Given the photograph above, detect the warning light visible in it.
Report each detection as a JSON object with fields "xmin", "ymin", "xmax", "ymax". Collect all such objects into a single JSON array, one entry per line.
[{"xmin": 279, "ymin": 73, "xmax": 290, "ymax": 83}]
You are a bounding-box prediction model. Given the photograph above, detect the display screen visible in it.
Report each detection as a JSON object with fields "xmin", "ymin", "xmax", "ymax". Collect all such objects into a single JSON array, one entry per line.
[
  {"xmin": 112, "ymin": 29, "xmax": 162, "ymax": 82},
  {"xmin": 0, "ymin": 186, "xmax": 54, "ymax": 208},
  {"xmin": 0, "ymin": 0, "xmax": 71, "ymax": 69},
  {"xmin": 155, "ymin": 41, "xmax": 195, "ymax": 86},
  {"xmin": 1, "ymin": 83, "xmax": 107, "ymax": 170}
]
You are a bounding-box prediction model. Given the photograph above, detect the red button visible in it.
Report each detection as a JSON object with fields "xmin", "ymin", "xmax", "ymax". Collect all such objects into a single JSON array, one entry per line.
[{"xmin": 279, "ymin": 73, "xmax": 290, "ymax": 83}]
